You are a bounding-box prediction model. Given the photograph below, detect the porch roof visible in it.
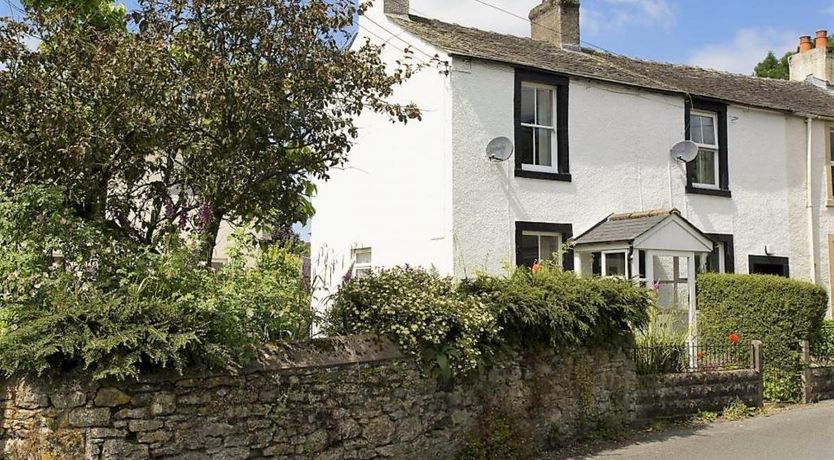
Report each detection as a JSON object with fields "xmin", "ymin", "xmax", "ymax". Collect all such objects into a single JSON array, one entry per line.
[{"xmin": 572, "ymin": 209, "xmax": 713, "ymax": 253}]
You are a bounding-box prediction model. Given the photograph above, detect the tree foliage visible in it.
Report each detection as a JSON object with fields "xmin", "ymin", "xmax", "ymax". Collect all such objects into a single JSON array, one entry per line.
[
  {"xmin": 0, "ymin": 0, "xmax": 427, "ymax": 261},
  {"xmin": 753, "ymin": 35, "xmax": 834, "ymax": 79},
  {"xmin": 0, "ymin": 186, "xmax": 313, "ymax": 380}
]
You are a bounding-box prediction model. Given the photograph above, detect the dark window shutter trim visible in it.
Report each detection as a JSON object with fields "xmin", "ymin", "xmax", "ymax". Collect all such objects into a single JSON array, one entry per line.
[
  {"xmin": 515, "ymin": 221, "xmax": 574, "ymax": 271},
  {"xmin": 514, "ymin": 69, "xmax": 570, "ymax": 182},
  {"xmin": 685, "ymin": 98, "xmax": 730, "ymax": 195}
]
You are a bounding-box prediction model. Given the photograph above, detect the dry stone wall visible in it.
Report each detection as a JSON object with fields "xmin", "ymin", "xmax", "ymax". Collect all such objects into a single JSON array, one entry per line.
[{"xmin": 0, "ymin": 336, "xmax": 637, "ymax": 460}]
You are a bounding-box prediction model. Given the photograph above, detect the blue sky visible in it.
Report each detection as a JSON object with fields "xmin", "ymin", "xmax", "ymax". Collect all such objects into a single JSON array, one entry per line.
[{"xmin": 1, "ymin": 0, "xmax": 831, "ymax": 73}]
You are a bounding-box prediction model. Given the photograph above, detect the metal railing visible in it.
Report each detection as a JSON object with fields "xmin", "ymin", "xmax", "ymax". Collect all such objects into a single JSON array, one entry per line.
[{"xmin": 634, "ymin": 343, "xmax": 750, "ymax": 375}]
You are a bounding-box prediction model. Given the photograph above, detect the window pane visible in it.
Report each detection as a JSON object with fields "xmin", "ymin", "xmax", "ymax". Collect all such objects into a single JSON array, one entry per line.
[
  {"xmin": 519, "ymin": 126, "xmax": 534, "ymax": 165},
  {"xmin": 694, "ymin": 149, "xmax": 716, "ymax": 185},
  {"xmin": 704, "ymin": 243, "xmax": 721, "ymax": 273},
  {"xmin": 354, "ymin": 249, "xmax": 371, "ymax": 265},
  {"xmin": 700, "ymin": 115, "xmax": 716, "ymax": 145},
  {"xmin": 535, "ymin": 128, "xmax": 553, "ymax": 167},
  {"xmin": 519, "ymin": 234, "xmax": 539, "ymax": 267},
  {"xmin": 521, "ymin": 86, "xmax": 535, "ymax": 125},
  {"xmin": 536, "ymin": 88, "xmax": 553, "ymax": 126},
  {"xmin": 539, "ymin": 235, "xmax": 560, "ymax": 262},
  {"xmin": 605, "ymin": 253, "xmax": 627, "ymax": 277},
  {"xmin": 690, "ymin": 114, "xmax": 703, "ymax": 144}
]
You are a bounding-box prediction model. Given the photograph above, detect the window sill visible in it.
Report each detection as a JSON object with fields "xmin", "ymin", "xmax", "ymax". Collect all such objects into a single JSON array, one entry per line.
[
  {"xmin": 515, "ymin": 169, "xmax": 572, "ymax": 182},
  {"xmin": 686, "ymin": 186, "xmax": 731, "ymax": 198}
]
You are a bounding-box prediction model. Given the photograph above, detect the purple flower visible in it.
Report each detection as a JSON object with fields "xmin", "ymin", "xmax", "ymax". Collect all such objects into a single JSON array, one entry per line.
[
  {"xmin": 342, "ymin": 263, "xmax": 354, "ymax": 284},
  {"xmin": 652, "ymin": 279, "xmax": 661, "ymax": 291},
  {"xmin": 177, "ymin": 210, "xmax": 188, "ymax": 230},
  {"xmin": 164, "ymin": 200, "xmax": 175, "ymax": 220},
  {"xmin": 196, "ymin": 201, "xmax": 213, "ymax": 232}
]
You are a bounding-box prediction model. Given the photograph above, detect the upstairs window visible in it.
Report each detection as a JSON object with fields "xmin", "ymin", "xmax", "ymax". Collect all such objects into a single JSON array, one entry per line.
[
  {"xmin": 352, "ymin": 248, "xmax": 372, "ymax": 277},
  {"xmin": 690, "ymin": 110, "xmax": 720, "ymax": 188},
  {"xmin": 686, "ymin": 99, "xmax": 730, "ymax": 197},
  {"xmin": 514, "ymin": 70, "xmax": 570, "ymax": 181},
  {"xmin": 520, "ymin": 83, "xmax": 556, "ymax": 173}
]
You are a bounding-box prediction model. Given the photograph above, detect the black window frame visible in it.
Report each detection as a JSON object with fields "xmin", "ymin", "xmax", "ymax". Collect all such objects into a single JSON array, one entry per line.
[
  {"xmin": 514, "ymin": 69, "xmax": 570, "ymax": 182},
  {"xmin": 515, "ymin": 222, "xmax": 573, "ymax": 270},
  {"xmin": 704, "ymin": 233, "xmax": 735, "ymax": 273},
  {"xmin": 749, "ymin": 255, "xmax": 790, "ymax": 278},
  {"xmin": 685, "ymin": 98, "xmax": 731, "ymax": 197}
]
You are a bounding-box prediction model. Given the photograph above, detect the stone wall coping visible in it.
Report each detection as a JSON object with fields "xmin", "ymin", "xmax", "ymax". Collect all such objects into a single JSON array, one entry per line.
[{"xmin": 246, "ymin": 335, "xmax": 404, "ymax": 373}]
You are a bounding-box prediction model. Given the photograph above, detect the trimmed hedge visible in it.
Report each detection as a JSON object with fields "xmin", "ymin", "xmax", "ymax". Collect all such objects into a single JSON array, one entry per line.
[{"xmin": 698, "ymin": 273, "xmax": 828, "ymax": 401}]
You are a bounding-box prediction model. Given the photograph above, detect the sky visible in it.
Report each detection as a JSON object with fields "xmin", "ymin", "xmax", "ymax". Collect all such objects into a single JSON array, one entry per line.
[{"xmin": 1, "ymin": 0, "xmax": 832, "ymax": 73}]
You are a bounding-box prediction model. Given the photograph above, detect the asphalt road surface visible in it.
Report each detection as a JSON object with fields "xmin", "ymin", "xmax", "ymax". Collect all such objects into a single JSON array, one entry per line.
[{"xmin": 561, "ymin": 401, "xmax": 834, "ymax": 460}]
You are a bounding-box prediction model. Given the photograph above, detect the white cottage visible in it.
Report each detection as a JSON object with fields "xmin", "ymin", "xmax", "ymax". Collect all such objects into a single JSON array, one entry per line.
[{"xmin": 311, "ymin": 0, "xmax": 834, "ymax": 315}]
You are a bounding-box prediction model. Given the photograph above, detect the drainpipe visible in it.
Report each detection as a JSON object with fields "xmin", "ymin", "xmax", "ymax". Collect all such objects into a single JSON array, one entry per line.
[{"xmin": 806, "ymin": 115, "xmax": 819, "ymax": 284}]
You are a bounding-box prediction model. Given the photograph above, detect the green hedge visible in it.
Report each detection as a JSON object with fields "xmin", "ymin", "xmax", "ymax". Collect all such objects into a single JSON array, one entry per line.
[
  {"xmin": 328, "ymin": 264, "xmax": 651, "ymax": 380},
  {"xmin": 697, "ymin": 273, "xmax": 828, "ymax": 401}
]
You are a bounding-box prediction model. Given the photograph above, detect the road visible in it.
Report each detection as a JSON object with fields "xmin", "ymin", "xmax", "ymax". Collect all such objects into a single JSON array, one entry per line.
[{"xmin": 561, "ymin": 401, "xmax": 834, "ymax": 460}]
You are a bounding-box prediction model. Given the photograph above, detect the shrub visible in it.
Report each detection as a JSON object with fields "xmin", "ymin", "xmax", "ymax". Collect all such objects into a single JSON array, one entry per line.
[
  {"xmin": 327, "ymin": 267, "xmax": 498, "ymax": 379},
  {"xmin": 0, "ymin": 186, "xmax": 312, "ymax": 380},
  {"xmin": 456, "ymin": 403, "xmax": 536, "ymax": 460},
  {"xmin": 698, "ymin": 273, "xmax": 828, "ymax": 401},
  {"xmin": 460, "ymin": 263, "xmax": 651, "ymax": 350},
  {"xmin": 329, "ymin": 263, "xmax": 652, "ymax": 380}
]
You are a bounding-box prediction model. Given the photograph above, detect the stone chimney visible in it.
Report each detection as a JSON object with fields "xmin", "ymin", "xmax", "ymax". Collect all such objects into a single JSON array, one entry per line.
[
  {"xmin": 790, "ymin": 30, "xmax": 834, "ymax": 84},
  {"xmin": 384, "ymin": 0, "xmax": 408, "ymax": 16},
  {"xmin": 529, "ymin": 0, "xmax": 581, "ymax": 50}
]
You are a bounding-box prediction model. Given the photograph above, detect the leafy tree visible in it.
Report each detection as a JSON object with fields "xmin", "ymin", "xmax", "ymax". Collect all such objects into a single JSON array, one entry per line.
[
  {"xmin": 0, "ymin": 0, "xmax": 429, "ymax": 262},
  {"xmin": 22, "ymin": 0, "xmax": 126, "ymax": 29},
  {"xmin": 754, "ymin": 35, "xmax": 834, "ymax": 79},
  {"xmin": 753, "ymin": 51, "xmax": 791, "ymax": 80}
]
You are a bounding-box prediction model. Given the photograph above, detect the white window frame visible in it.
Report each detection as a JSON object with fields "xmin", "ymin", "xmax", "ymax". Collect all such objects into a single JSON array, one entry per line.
[
  {"xmin": 520, "ymin": 82, "xmax": 558, "ymax": 174},
  {"xmin": 352, "ymin": 248, "xmax": 372, "ymax": 277},
  {"xmin": 521, "ymin": 231, "xmax": 562, "ymax": 264},
  {"xmin": 690, "ymin": 110, "xmax": 721, "ymax": 190},
  {"xmin": 601, "ymin": 250, "xmax": 629, "ymax": 278}
]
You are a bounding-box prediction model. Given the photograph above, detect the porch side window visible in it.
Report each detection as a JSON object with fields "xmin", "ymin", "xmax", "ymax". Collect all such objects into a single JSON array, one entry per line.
[
  {"xmin": 685, "ymin": 99, "xmax": 730, "ymax": 197},
  {"xmin": 514, "ymin": 70, "xmax": 570, "ymax": 182},
  {"xmin": 515, "ymin": 222, "xmax": 573, "ymax": 271}
]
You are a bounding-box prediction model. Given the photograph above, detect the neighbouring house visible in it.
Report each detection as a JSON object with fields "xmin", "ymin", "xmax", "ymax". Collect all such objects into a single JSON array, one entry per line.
[{"xmin": 310, "ymin": 0, "xmax": 834, "ymax": 314}]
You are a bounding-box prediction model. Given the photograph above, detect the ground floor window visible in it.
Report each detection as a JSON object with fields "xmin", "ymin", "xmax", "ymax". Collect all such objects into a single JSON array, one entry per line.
[
  {"xmin": 515, "ymin": 222, "xmax": 573, "ymax": 270},
  {"xmin": 700, "ymin": 233, "xmax": 735, "ymax": 273},
  {"xmin": 351, "ymin": 247, "xmax": 372, "ymax": 277},
  {"xmin": 749, "ymin": 255, "xmax": 789, "ymax": 277}
]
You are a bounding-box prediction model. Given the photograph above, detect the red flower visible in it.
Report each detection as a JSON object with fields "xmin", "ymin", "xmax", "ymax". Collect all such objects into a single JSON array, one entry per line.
[
  {"xmin": 728, "ymin": 333, "xmax": 740, "ymax": 344},
  {"xmin": 532, "ymin": 262, "xmax": 542, "ymax": 273},
  {"xmin": 697, "ymin": 352, "xmax": 705, "ymax": 361}
]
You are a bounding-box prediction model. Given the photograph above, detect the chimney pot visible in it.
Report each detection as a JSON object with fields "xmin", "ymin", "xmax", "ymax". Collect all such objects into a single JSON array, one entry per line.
[
  {"xmin": 529, "ymin": 0, "xmax": 581, "ymax": 50},
  {"xmin": 800, "ymin": 35, "xmax": 813, "ymax": 53},
  {"xmin": 816, "ymin": 30, "xmax": 829, "ymax": 49}
]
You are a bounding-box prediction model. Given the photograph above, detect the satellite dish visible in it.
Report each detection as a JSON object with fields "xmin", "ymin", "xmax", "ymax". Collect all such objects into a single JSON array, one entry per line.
[
  {"xmin": 486, "ymin": 137, "xmax": 514, "ymax": 162},
  {"xmin": 671, "ymin": 140, "xmax": 699, "ymax": 162}
]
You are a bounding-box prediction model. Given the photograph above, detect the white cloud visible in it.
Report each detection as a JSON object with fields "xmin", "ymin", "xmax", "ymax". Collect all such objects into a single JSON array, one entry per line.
[
  {"xmin": 409, "ymin": 0, "xmax": 675, "ymax": 38},
  {"xmin": 687, "ymin": 28, "xmax": 797, "ymax": 74}
]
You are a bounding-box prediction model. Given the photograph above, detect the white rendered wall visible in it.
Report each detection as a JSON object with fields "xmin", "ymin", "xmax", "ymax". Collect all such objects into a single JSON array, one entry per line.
[
  {"xmin": 309, "ymin": 5, "xmax": 453, "ymax": 309},
  {"xmin": 450, "ymin": 58, "xmax": 830, "ymax": 290}
]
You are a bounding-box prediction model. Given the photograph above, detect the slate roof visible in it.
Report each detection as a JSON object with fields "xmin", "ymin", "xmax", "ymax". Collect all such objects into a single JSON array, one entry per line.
[
  {"xmin": 573, "ymin": 209, "xmax": 677, "ymax": 245},
  {"xmin": 391, "ymin": 15, "xmax": 834, "ymax": 118}
]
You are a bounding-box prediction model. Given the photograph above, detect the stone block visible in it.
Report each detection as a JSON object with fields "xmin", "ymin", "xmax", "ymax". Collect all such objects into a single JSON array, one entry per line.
[
  {"xmin": 101, "ymin": 439, "xmax": 149, "ymax": 460},
  {"xmin": 68, "ymin": 407, "xmax": 111, "ymax": 427},
  {"xmin": 95, "ymin": 388, "xmax": 131, "ymax": 407}
]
